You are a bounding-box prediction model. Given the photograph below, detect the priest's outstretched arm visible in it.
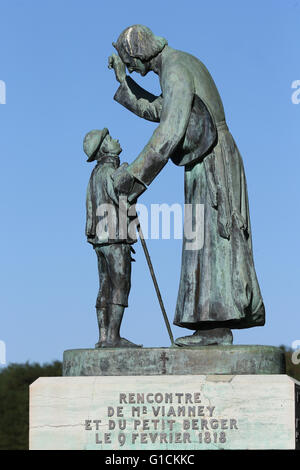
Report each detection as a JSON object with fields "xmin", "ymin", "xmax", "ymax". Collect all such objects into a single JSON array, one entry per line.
[
  {"xmin": 114, "ymin": 76, "xmax": 162, "ymax": 122},
  {"xmin": 110, "ymin": 57, "xmax": 194, "ymax": 201},
  {"xmin": 108, "ymin": 52, "xmax": 162, "ymax": 122},
  {"xmin": 127, "ymin": 68, "xmax": 193, "ymax": 187}
]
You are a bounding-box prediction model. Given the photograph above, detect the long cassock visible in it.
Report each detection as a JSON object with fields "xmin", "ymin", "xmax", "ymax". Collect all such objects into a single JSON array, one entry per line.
[{"xmin": 113, "ymin": 46, "xmax": 265, "ymax": 331}]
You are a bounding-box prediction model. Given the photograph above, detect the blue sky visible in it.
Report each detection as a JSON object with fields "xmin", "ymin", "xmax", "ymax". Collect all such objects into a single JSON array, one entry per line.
[{"xmin": 0, "ymin": 0, "xmax": 299, "ymax": 365}]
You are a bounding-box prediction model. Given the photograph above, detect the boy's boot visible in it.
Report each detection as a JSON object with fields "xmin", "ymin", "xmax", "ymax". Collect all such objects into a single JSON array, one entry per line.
[{"xmin": 106, "ymin": 304, "xmax": 142, "ymax": 348}]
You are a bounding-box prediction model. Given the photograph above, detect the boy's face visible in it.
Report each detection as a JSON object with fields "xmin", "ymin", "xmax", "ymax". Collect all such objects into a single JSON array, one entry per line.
[{"xmin": 100, "ymin": 134, "xmax": 122, "ymax": 156}]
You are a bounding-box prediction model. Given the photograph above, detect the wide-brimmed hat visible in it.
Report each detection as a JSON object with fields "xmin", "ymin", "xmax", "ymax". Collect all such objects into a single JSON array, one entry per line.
[{"xmin": 83, "ymin": 128, "xmax": 109, "ymax": 162}]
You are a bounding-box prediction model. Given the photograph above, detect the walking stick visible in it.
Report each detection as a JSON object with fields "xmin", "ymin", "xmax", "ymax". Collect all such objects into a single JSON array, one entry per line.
[{"xmin": 135, "ymin": 217, "xmax": 174, "ymax": 346}]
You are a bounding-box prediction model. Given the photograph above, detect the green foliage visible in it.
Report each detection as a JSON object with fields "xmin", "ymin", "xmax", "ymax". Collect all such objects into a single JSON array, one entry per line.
[{"xmin": 0, "ymin": 361, "xmax": 62, "ymax": 450}]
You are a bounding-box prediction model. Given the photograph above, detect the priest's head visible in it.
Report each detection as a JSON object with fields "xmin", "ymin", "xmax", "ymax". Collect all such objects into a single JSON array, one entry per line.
[{"xmin": 113, "ymin": 25, "xmax": 167, "ymax": 76}]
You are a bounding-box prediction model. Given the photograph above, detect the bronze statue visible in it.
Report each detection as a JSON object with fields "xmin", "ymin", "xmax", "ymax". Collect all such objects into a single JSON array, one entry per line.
[
  {"xmin": 84, "ymin": 128, "xmax": 141, "ymax": 348},
  {"xmin": 108, "ymin": 25, "xmax": 265, "ymax": 347}
]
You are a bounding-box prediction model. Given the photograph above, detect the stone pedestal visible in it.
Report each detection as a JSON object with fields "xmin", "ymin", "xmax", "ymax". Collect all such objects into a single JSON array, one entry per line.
[
  {"xmin": 30, "ymin": 374, "xmax": 300, "ymax": 450},
  {"xmin": 63, "ymin": 345, "xmax": 285, "ymax": 376}
]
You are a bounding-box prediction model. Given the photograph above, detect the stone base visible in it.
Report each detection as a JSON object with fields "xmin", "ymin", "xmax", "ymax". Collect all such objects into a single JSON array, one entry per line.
[
  {"xmin": 63, "ymin": 345, "xmax": 285, "ymax": 376},
  {"xmin": 30, "ymin": 374, "xmax": 300, "ymax": 450}
]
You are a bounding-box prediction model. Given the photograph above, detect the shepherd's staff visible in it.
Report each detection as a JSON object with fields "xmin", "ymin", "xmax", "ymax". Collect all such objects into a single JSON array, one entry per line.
[{"xmin": 134, "ymin": 215, "xmax": 174, "ymax": 346}]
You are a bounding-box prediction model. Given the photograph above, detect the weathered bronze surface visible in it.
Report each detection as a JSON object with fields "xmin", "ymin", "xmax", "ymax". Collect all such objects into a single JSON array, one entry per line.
[
  {"xmin": 84, "ymin": 128, "xmax": 141, "ymax": 348},
  {"xmin": 63, "ymin": 346, "xmax": 285, "ymax": 376},
  {"xmin": 109, "ymin": 25, "xmax": 265, "ymax": 346}
]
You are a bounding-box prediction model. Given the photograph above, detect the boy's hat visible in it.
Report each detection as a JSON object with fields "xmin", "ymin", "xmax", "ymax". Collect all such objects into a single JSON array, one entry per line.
[{"xmin": 83, "ymin": 128, "xmax": 109, "ymax": 162}]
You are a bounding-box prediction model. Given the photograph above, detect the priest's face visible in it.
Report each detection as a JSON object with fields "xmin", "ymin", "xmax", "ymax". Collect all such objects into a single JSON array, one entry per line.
[{"xmin": 119, "ymin": 52, "xmax": 149, "ymax": 76}]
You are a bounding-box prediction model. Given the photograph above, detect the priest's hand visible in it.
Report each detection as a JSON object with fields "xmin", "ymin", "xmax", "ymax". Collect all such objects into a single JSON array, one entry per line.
[
  {"xmin": 112, "ymin": 163, "xmax": 134, "ymax": 194},
  {"xmin": 108, "ymin": 53, "xmax": 126, "ymax": 84},
  {"xmin": 112, "ymin": 163, "xmax": 147, "ymax": 203}
]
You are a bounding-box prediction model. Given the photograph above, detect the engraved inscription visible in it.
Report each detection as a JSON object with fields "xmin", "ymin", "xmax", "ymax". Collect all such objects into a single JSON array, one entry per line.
[
  {"xmin": 84, "ymin": 390, "xmax": 239, "ymax": 448},
  {"xmin": 160, "ymin": 352, "xmax": 169, "ymax": 375}
]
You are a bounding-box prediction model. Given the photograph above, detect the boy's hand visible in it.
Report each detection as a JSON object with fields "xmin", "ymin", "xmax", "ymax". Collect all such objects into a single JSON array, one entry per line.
[{"xmin": 108, "ymin": 53, "xmax": 126, "ymax": 84}]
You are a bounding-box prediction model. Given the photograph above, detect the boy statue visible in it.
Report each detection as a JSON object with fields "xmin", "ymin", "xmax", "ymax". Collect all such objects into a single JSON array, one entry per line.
[{"xmin": 83, "ymin": 127, "xmax": 141, "ymax": 348}]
